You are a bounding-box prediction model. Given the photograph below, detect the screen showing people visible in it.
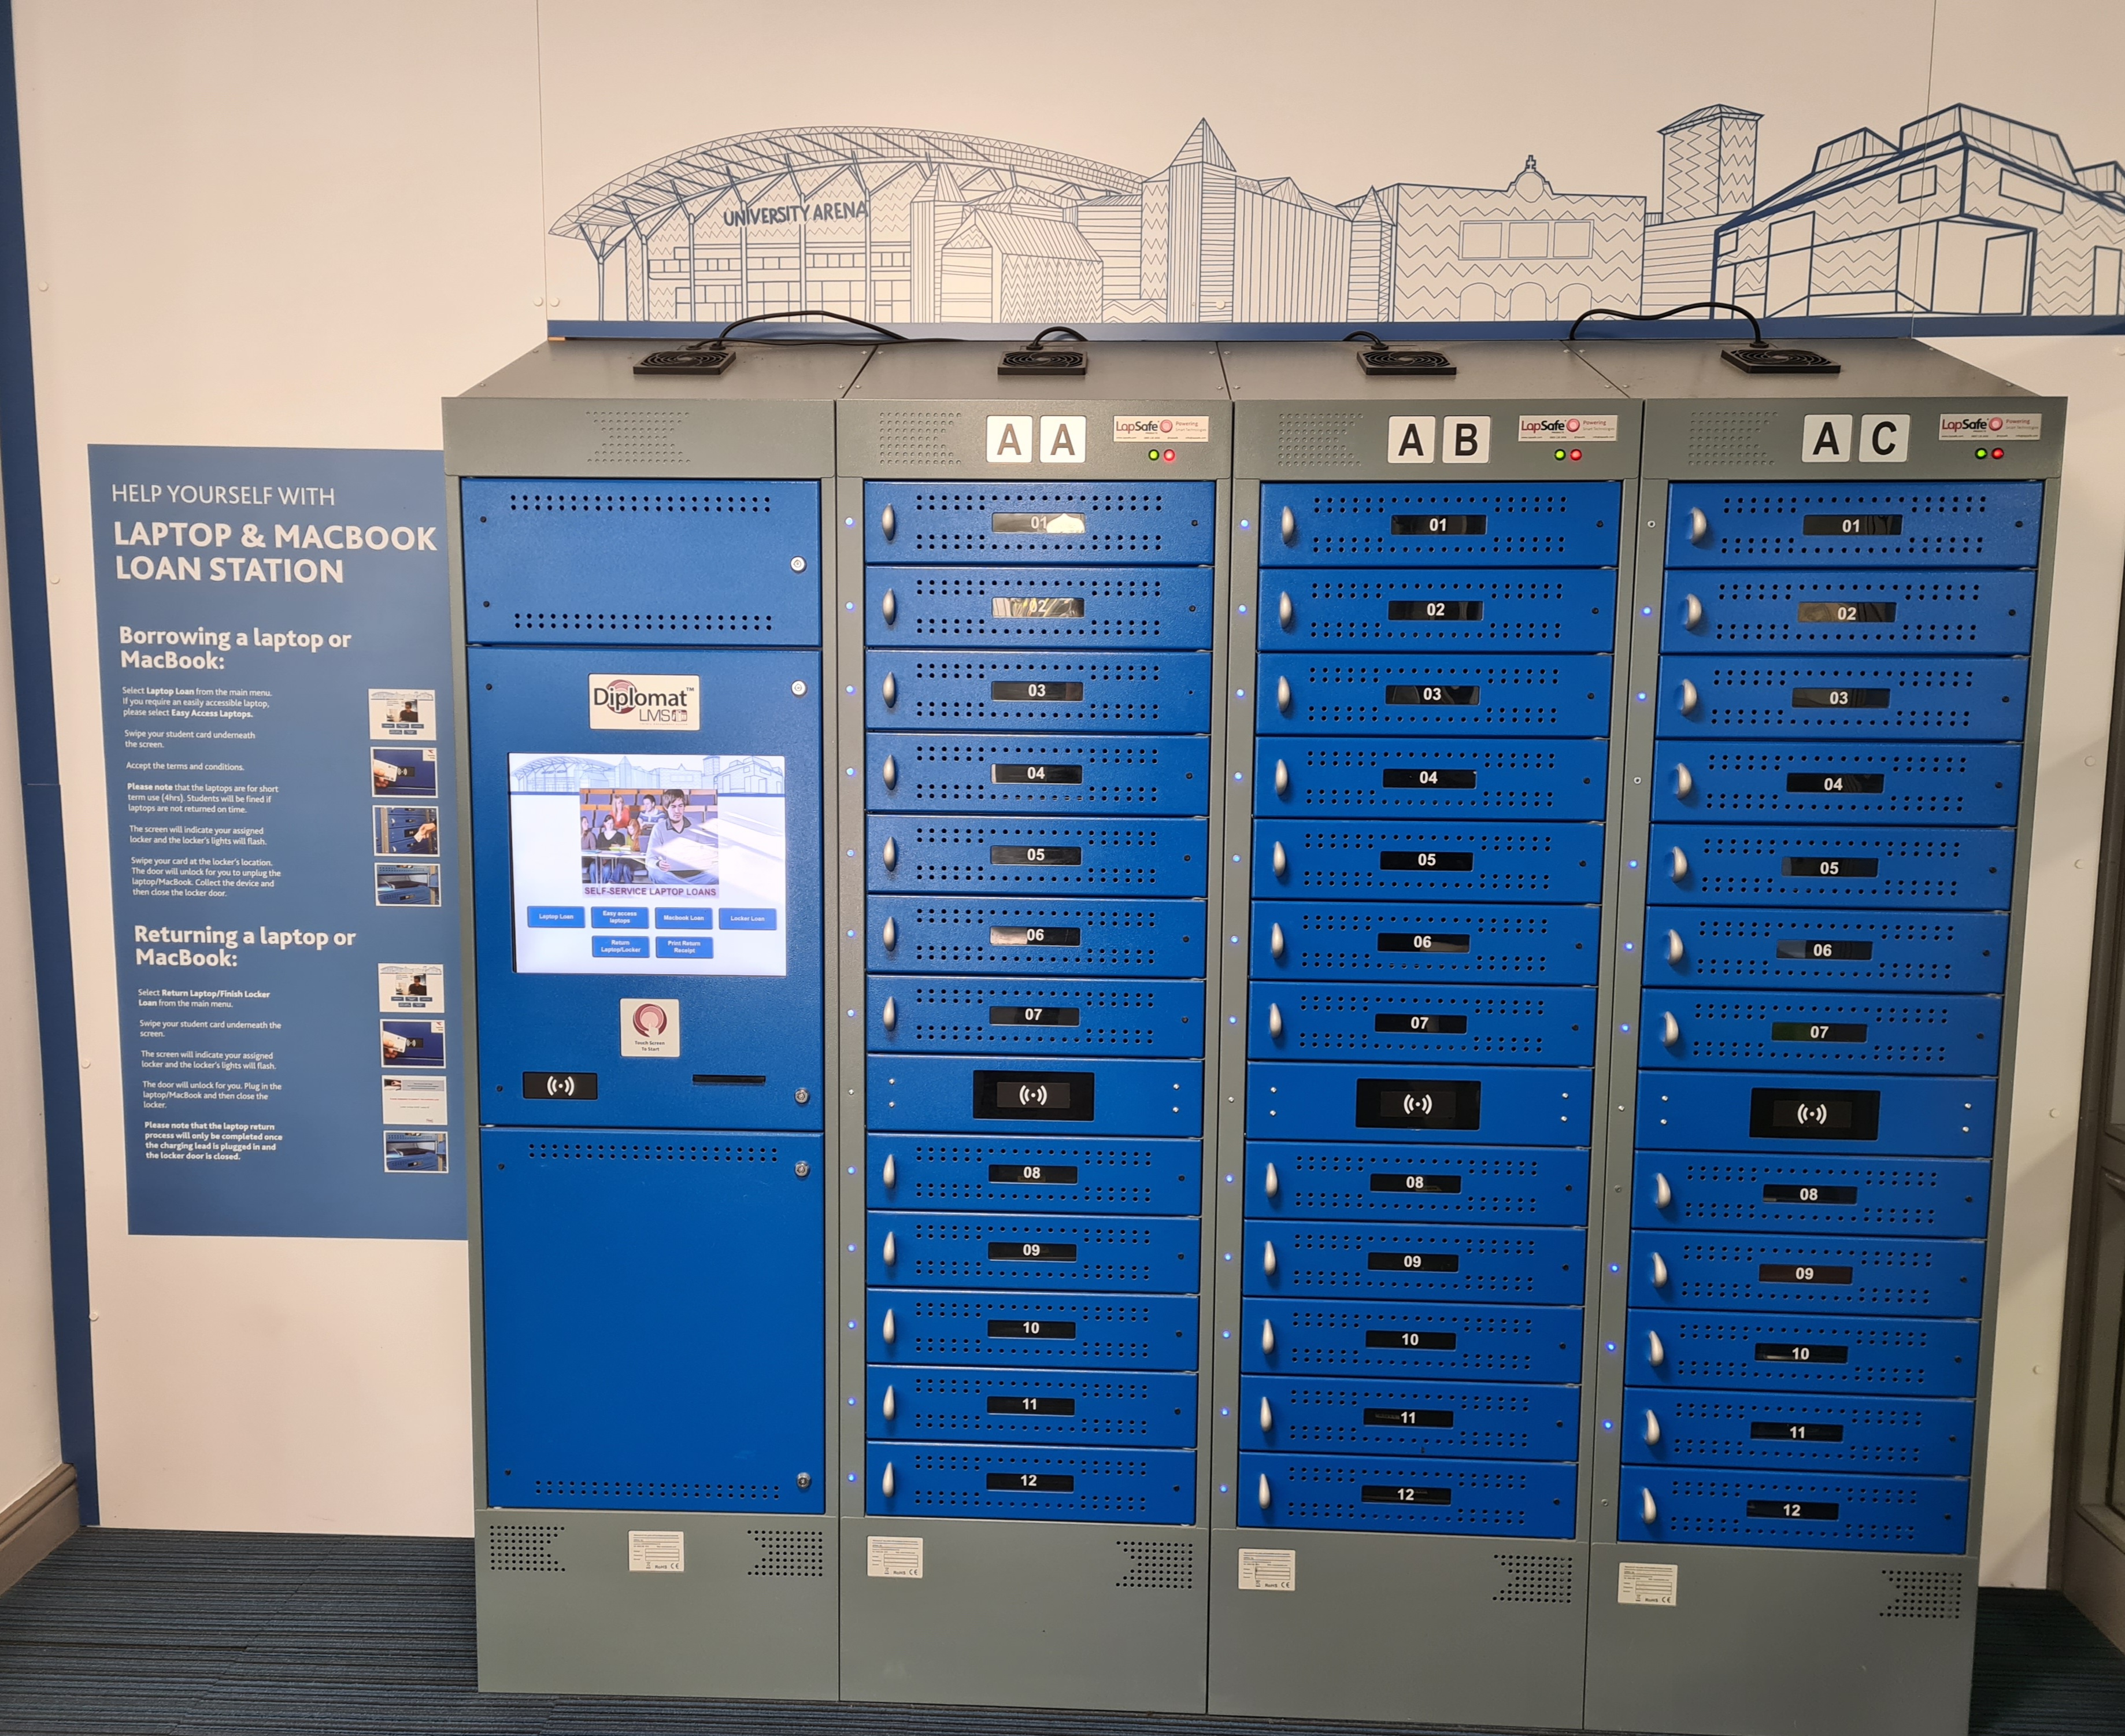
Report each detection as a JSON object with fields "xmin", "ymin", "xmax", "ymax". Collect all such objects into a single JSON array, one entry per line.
[{"xmin": 508, "ymin": 752, "xmax": 788, "ymax": 977}]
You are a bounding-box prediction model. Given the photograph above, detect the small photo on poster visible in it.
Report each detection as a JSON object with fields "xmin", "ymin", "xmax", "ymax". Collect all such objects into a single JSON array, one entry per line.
[
  {"xmin": 384, "ymin": 1131, "xmax": 449, "ymax": 1174},
  {"xmin": 378, "ymin": 964, "xmax": 445, "ymax": 1013},
  {"xmin": 377, "ymin": 864, "xmax": 441, "ymax": 906},
  {"xmin": 375, "ymin": 805, "xmax": 440, "ymax": 856},
  {"xmin": 382, "ymin": 1074, "xmax": 447, "ymax": 1124},
  {"xmin": 371, "ymin": 687, "xmax": 437, "ymax": 742},
  {"xmin": 382, "ymin": 1018, "xmax": 446, "ymax": 1068},
  {"xmin": 372, "ymin": 746, "xmax": 438, "ymax": 797}
]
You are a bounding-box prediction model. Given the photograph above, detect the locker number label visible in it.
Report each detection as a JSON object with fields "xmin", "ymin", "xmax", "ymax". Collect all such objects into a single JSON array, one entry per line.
[
  {"xmin": 1801, "ymin": 413, "xmax": 1911, "ymax": 461},
  {"xmin": 1386, "ymin": 416, "xmax": 1490, "ymax": 464},
  {"xmin": 1618, "ymin": 1561, "xmax": 1678, "ymax": 1606}
]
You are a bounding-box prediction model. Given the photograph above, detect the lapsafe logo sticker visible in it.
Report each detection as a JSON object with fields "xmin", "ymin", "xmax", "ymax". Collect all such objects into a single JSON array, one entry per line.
[{"xmin": 588, "ymin": 674, "xmax": 701, "ymax": 731}]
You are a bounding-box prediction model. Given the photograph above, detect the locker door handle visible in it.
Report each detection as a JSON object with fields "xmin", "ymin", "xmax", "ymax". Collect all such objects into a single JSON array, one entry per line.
[
  {"xmin": 1259, "ymin": 1396, "xmax": 1273, "ymax": 1434},
  {"xmin": 1678, "ymin": 678, "xmax": 1701, "ymax": 717},
  {"xmin": 881, "ymin": 916, "xmax": 899, "ymax": 952},
  {"xmin": 1273, "ymin": 758, "xmax": 1290, "ymax": 798},
  {"xmin": 1650, "ymin": 1252, "xmax": 1670, "ymax": 1289},
  {"xmin": 1280, "ymin": 505, "xmax": 1297, "ymax": 546},
  {"xmin": 1263, "ymin": 1239, "xmax": 1278, "ymax": 1278},
  {"xmin": 1641, "ymin": 1487, "xmax": 1658, "ymax": 1526},
  {"xmin": 1643, "ymin": 1409, "xmax": 1661, "ymax": 1446},
  {"xmin": 1668, "ymin": 846, "xmax": 1689, "ymax": 883},
  {"xmin": 1687, "ymin": 506, "xmax": 1710, "ymax": 546},
  {"xmin": 881, "ymin": 836, "xmax": 899, "ymax": 871},
  {"xmin": 1261, "ymin": 1317, "xmax": 1276, "ymax": 1355},
  {"xmin": 881, "ymin": 997, "xmax": 898, "ymax": 1033},
  {"xmin": 882, "ymin": 1308, "xmax": 897, "ymax": 1344},
  {"xmin": 1275, "ymin": 675, "xmax": 1293, "ymax": 715},
  {"xmin": 881, "ymin": 1461, "xmax": 897, "ymax": 1498},
  {"xmin": 881, "ymin": 1152, "xmax": 897, "ymax": 1191},
  {"xmin": 1278, "ymin": 590, "xmax": 1295, "ymax": 629},
  {"xmin": 1660, "ymin": 1011, "xmax": 1680, "ymax": 1048},
  {"xmin": 881, "ymin": 504, "xmax": 897, "ymax": 542},
  {"xmin": 1682, "ymin": 591, "xmax": 1705, "ymax": 629},
  {"xmin": 1271, "ymin": 841, "xmax": 1289, "ymax": 880},
  {"xmin": 1674, "ymin": 762, "xmax": 1694, "ymax": 799},
  {"xmin": 1646, "ymin": 1329, "xmax": 1665, "ymax": 1367},
  {"xmin": 880, "ymin": 753, "xmax": 899, "ymax": 791},
  {"xmin": 1267, "ymin": 1004, "xmax": 1284, "ymax": 1041},
  {"xmin": 1263, "ymin": 1159, "xmax": 1280, "ymax": 1197},
  {"xmin": 882, "ymin": 1385, "xmax": 897, "ymax": 1421},
  {"xmin": 1269, "ymin": 922, "xmax": 1286, "ymax": 961},
  {"xmin": 881, "ymin": 587, "xmax": 898, "ymax": 625},
  {"xmin": 1653, "ymin": 1171, "xmax": 1672, "ymax": 1209},
  {"xmin": 1665, "ymin": 930, "xmax": 1685, "ymax": 966},
  {"xmin": 882, "ymin": 1231, "xmax": 898, "ymax": 1267},
  {"xmin": 1258, "ymin": 1473, "xmax": 1273, "ymax": 1511},
  {"xmin": 881, "ymin": 671, "xmax": 899, "ymax": 709}
]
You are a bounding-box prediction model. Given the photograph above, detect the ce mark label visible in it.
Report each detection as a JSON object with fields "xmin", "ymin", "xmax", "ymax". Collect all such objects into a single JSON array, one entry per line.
[
  {"xmin": 1387, "ymin": 416, "xmax": 1491, "ymax": 464},
  {"xmin": 523, "ymin": 1071, "xmax": 599, "ymax": 1100}
]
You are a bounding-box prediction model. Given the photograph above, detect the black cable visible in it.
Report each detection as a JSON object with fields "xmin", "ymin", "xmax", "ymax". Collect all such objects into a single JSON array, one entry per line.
[
  {"xmin": 1565, "ymin": 301, "xmax": 1765, "ymax": 346},
  {"xmin": 1342, "ymin": 330, "xmax": 1387, "ymax": 347},
  {"xmin": 1021, "ymin": 326, "xmax": 1089, "ymax": 349},
  {"xmin": 716, "ymin": 309, "xmax": 912, "ymax": 345}
]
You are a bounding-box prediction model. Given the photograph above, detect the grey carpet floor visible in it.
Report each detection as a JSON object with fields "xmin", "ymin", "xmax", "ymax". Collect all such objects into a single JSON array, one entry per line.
[{"xmin": 1, "ymin": 1529, "xmax": 2121, "ymax": 1734}]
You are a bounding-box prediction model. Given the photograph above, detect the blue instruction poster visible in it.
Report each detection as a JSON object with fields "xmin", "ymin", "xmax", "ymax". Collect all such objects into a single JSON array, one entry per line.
[{"xmin": 92, "ymin": 447, "xmax": 464, "ymax": 1238}]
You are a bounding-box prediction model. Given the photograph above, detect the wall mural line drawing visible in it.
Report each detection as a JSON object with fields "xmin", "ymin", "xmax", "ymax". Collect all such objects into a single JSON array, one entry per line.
[{"xmin": 553, "ymin": 103, "xmax": 2125, "ymax": 330}]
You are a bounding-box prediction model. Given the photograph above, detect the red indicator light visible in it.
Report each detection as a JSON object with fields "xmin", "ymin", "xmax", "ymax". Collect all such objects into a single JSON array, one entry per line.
[
  {"xmin": 1992, "ymin": 447, "xmax": 2005, "ymax": 459},
  {"xmin": 1163, "ymin": 448, "xmax": 1176, "ymax": 462},
  {"xmin": 1569, "ymin": 447, "xmax": 1583, "ymax": 461}
]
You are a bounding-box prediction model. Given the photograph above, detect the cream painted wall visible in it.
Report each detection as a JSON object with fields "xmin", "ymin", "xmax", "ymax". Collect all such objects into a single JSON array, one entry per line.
[{"xmin": 10, "ymin": 1, "xmax": 2123, "ymax": 1568}]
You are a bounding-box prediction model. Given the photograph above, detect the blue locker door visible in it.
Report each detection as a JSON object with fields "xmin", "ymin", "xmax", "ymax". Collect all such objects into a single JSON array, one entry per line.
[
  {"xmin": 468, "ymin": 646, "xmax": 823, "ymax": 1130},
  {"xmin": 482, "ymin": 1129, "xmax": 824, "ymax": 1511}
]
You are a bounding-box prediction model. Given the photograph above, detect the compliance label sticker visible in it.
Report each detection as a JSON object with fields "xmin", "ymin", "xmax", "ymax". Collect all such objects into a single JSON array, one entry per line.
[
  {"xmin": 1113, "ymin": 415, "xmax": 1212, "ymax": 443},
  {"xmin": 868, "ymin": 1535, "xmax": 925, "ymax": 1578},
  {"xmin": 627, "ymin": 1530, "xmax": 684, "ymax": 1572},
  {"xmin": 1237, "ymin": 1547, "xmax": 1297, "ymax": 1591},
  {"xmin": 1939, "ymin": 412, "xmax": 2043, "ymax": 441},
  {"xmin": 1618, "ymin": 1561, "xmax": 1678, "ymax": 1605},
  {"xmin": 1518, "ymin": 413, "xmax": 1620, "ymax": 442}
]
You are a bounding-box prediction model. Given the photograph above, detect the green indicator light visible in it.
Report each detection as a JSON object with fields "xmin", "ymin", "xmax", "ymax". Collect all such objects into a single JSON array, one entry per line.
[
  {"xmin": 1554, "ymin": 449, "xmax": 1567, "ymax": 460},
  {"xmin": 1146, "ymin": 447, "xmax": 1160, "ymax": 462},
  {"xmin": 1975, "ymin": 446, "xmax": 1987, "ymax": 459}
]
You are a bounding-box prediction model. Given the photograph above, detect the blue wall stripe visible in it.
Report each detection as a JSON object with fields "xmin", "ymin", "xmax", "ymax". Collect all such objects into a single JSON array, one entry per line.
[{"xmin": 0, "ymin": 0, "xmax": 97, "ymax": 1522}]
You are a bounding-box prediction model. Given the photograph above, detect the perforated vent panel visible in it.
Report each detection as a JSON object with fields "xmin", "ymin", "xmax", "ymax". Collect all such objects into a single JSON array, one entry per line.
[
  {"xmin": 1881, "ymin": 1567, "xmax": 1965, "ymax": 1619},
  {"xmin": 1116, "ymin": 1537, "xmax": 1198, "ymax": 1589},
  {"xmin": 585, "ymin": 408, "xmax": 690, "ymax": 465},
  {"xmin": 494, "ymin": 487, "xmax": 779, "ymax": 519},
  {"xmin": 1685, "ymin": 409, "xmax": 1780, "ymax": 469},
  {"xmin": 876, "ymin": 410, "xmax": 963, "ymax": 465},
  {"xmin": 513, "ymin": 1135, "xmax": 791, "ymax": 1165},
  {"xmin": 485, "ymin": 1523, "xmax": 565, "ymax": 1572},
  {"xmin": 1278, "ymin": 413, "xmax": 1363, "ymax": 469},
  {"xmin": 747, "ymin": 1527, "xmax": 827, "ymax": 1578},
  {"xmin": 530, "ymin": 1476, "xmax": 782, "ymax": 1503},
  {"xmin": 1494, "ymin": 1552, "xmax": 1576, "ymax": 1602}
]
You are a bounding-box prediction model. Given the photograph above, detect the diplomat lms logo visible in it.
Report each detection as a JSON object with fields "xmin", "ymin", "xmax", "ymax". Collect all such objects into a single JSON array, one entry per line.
[{"xmin": 588, "ymin": 674, "xmax": 701, "ymax": 731}]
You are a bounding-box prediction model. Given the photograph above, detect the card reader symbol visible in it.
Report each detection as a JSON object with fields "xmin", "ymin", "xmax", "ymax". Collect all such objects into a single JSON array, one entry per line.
[{"xmin": 523, "ymin": 1072, "xmax": 598, "ymax": 1100}]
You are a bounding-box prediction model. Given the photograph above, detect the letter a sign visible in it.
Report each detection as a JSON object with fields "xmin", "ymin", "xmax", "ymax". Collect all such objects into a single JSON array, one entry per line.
[
  {"xmin": 1802, "ymin": 414, "xmax": 1853, "ymax": 462},
  {"xmin": 1387, "ymin": 416, "xmax": 1436, "ymax": 465},
  {"xmin": 986, "ymin": 416, "xmax": 1034, "ymax": 464}
]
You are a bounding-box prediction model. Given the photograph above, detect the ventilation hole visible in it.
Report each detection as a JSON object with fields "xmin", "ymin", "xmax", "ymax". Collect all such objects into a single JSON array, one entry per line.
[
  {"xmin": 530, "ymin": 1479, "xmax": 781, "ymax": 1502},
  {"xmin": 1880, "ymin": 1567, "xmax": 1965, "ymax": 1619},
  {"xmin": 1116, "ymin": 1537, "xmax": 1197, "ymax": 1589},
  {"xmin": 876, "ymin": 410, "xmax": 964, "ymax": 465},
  {"xmin": 1493, "ymin": 1552, "xmax": 1575, "ymax": 1603},
  {"xmin": 747, "ymin": 1528, "xmax": 827, "ymax": 1578},
  {"xmin": 1278, "ymin": 412, "xmax": 1363, "ymax": 469},
  {"xmin": 486, "ymin": 1523, "xmax": 565, "ymax": 1573},
  {"xmin": 1686, "ymin": 409, "xmax": 1781, "ymax": 468},
  {"xmin": 583, "ymin": 409, "xmax": 692, "ymax": 464}
]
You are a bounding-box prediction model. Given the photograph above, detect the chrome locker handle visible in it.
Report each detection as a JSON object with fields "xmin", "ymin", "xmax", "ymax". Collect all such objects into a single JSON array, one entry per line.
[
  {"xmin": 1669, "ymin": 846, "xmax": 1689, "ymax": 884},
  {"xmin": 1261, "ymin": 1317, "xmax": 1276, "ymax": 1355},
  {"xmin": 1678, "ymin": 678, "xmax": 1701, "ymax": 717},
  {"xmin": 1258, "ymin": 1473, "xmax": 1273, "ymax": 1511},
  {"xmin": 882, "ymin": 1385, "xmax": 897, "ymax": 1420},
  {"xmin": 1683, "ymin": 591, "xmax": 1705, "ymax": 628},
  {"xmin": 1641, "ymin": 1487, "xmax": 1658, "ymax": 1525},
  {"xmin": 881, "ymin": 671, "xmax": 899, "ymax": 709},
  {"xmin": 1263, "ymin": 1159, "xmax": 1280, "ymax": 1197},
  {"xmin": 882, "ymin": 1461, "xmax": 897, "ymax": 1497},
  {"xmin": 1271, "ymin": 841, "xmax": 1289, "ymax": 880},
  {"xmin": 1660, "ymin": 1011, "xmax": 1680, "ymax": 1049},
  {"xmin": 1278, "ymin": 590, "xmax": 1294, "ymax": 629},
  {"xmin": 1280, "ymin": 505, "xmax": 1297, "ymax": 546},
  {"xmin": 1275, "ymin": 676, "xmax": 1293, "ymax": 715},
  {"xmin": 1665, "ymin": 929, "xmax": 1685, "ymax": 966},
  {"xmin": 1653, "ymin": 1171, "xmax": 1672, "ymax": 1209},
  {"xmin": 880, "ymin": 916, "xmax": 899, "ymax": 952},
  {"xmin": 881, "ymin": 996, "xmax": 898, "ymax": 1034},
  {"xmin": 1273, "ymin": 758, "xmax": 1291, "ymax": 798},
  {"xmin": 1259, "ymin": 1396, "xmax": 1273, "ymax": 1433},
  {"xmin": 881, "ymin": 1308, "xmax": 897, "ymax": 1344},
  {"xmin": 1646, "ymin": 1329, "xmax": 1665, "ymax": 1367},
  {"xmin": 881, "ymin": 836, "xmax": 899, "ymax": 871},
  {"xmin": 1674, "ymin": 763, "xmax": 1694, "ymax": 799},
  {"xmin": 1267, "ymin": 1004, "xmax": 1284, "ymax": 1041},
  {"xmin": 880, "ymin": 587, "xmax": 898, "ymax": 625},
  {"xmin": 881, "ymin": 1152, "xmax": 897, "ymax": 1191},
  {"xmin": 1643, "ymin": 1409, "xmax": 1661, "ymax": 1446},
  {"xmin": 880, "ymin": 753, "xmax": 899, "ymax": 791},
  {"xmin": 1650, "ymin": 1252, "xmax": 1670, "ymax": 1289},
  {"xmin": 881, "ymin": 504, "xmax": 898, "ymax": 542},
  {"xmin": 1269, "ymin": 922, "xmax": 1286, "ymax": 961},
  {"xmin": 1262, "ymin": 1240, "xmax": 1278, "ymax": 1278},
  {"xmin": 882, "ymin": 1231, "xmax": 897, "ymax": 1267},
  {"xmin": 1687, "ymin": 506, "xmax": 1709, "ymax": 546}
]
